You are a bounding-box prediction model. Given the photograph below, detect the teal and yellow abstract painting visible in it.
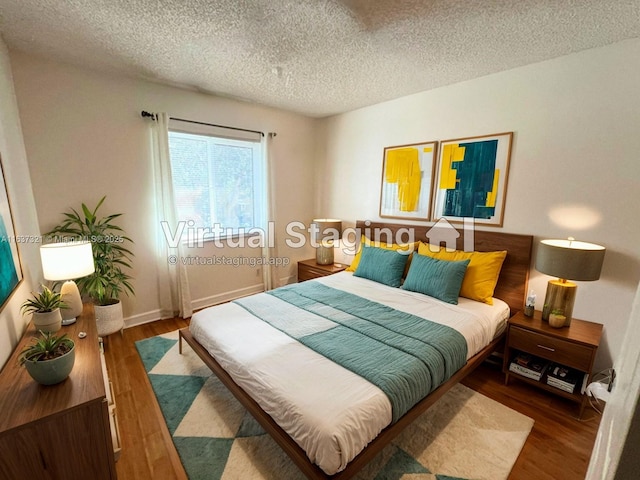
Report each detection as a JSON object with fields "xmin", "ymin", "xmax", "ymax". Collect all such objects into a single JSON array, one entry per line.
[
  {"xmin": 0, "ymin": 215, "xmax": 20, "ymax": 306},
  {"xmin": 380, "ymin": 141, "xmax": 438, "ymax": 220},
  {"xmin": 433, "ymin": 133, "xmax": 513, "ymax": 226},
  {"xmin": 0, "ymin": 157, "xmax": 22, "ymax": 311}
]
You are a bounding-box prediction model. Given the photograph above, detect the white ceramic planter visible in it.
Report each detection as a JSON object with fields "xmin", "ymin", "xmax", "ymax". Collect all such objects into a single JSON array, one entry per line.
[
  {"xmin": 95, "ymin": 301, "xmax": 124, "ymax": 337},
  {"xmin": 32, "ymin": 309, "xmax": 62, "ymax": 333}
]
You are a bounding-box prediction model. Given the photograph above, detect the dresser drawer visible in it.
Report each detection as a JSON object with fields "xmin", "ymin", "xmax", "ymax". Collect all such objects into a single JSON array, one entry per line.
[
  {"xmin": 109, "ymin": 405, "xmax": 122, "ymax": 462},
  {"xmin": 298, "ymin": 265, "xmax": 329, "ymax": 281},
  {"xmin": 509, "ymin": 326, "xmax": 593, "ymax": 371}
]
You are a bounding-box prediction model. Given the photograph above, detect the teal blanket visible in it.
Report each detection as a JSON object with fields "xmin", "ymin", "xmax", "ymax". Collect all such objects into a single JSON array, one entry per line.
[{"xmin": 233, "ymin": 281, "xmax": 468, "ymax": 423}]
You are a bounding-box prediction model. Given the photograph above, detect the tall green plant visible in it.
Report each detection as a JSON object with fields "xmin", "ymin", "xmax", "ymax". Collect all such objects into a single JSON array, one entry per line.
[{"xmin": 46, "ymin": 196, "xmax": 134, "ymax": 306}]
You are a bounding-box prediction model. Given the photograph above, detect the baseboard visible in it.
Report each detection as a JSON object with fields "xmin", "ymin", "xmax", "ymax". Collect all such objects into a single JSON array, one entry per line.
[
  {"xmin": 191, "ymin": 284, "xmax": 265, "ymax": 312},
  {"xmin": 125, "ymin": 309, "xmax": 168, "ymax": 329},
  {"xmin": 279, "ymin": 274, "xmax": 297, "ymax": 286},
  {"xmin": 123, "ymin": 283, "xmax": 266, "ymax": 329}
]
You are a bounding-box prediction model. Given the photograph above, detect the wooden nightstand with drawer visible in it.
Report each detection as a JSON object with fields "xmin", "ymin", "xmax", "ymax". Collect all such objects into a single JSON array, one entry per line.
[
  {"xmin": 503, "ymin": 310, "xmax": 603, "ymax": 417},
  {"xmin": 297, "ymin": 258, "xmax": 347, "ymax": 282}
]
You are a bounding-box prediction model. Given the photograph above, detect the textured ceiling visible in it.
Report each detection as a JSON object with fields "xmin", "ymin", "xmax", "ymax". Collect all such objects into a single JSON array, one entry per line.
[{"xmin": 1, "ymin": 1, "xmax": 639, "ymax": 118}]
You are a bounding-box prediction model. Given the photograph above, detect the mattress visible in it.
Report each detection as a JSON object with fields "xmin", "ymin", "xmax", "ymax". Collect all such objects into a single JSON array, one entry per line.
[{"xmin": 189, "ymin": 272, "xmax": 509, "ymax": 475}]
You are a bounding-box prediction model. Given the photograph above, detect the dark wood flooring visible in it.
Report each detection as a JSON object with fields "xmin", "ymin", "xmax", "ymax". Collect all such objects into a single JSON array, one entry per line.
[{"xmin": 104, "ymin": 318, "xmax": 600, "ymax": 480}]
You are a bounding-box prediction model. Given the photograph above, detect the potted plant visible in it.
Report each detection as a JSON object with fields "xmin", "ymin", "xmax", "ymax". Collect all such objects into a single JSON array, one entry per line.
[
  {"xmin": 20, "ymin": 286, "xmax": 68, "ymax": 333},
  {"xmin": 46, "ymin": 196, "xmax": 134, "ymax": 336},
  {"xmin": 549, "ymin": 309, "xmax": 567, "ymax": 328},
  {"xmin": 19, "ymin": 331, "xmax": 75, "ymax": 385}
]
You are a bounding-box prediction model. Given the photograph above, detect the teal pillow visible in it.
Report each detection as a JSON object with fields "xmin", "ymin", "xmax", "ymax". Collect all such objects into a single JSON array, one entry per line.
[
  {"xmin": 353, "ymin": 244, "xmax": 409, "ymax": 287},
  {"xmin": 402, "ymin": 254, "xmax": 470, "ymax": 304}
]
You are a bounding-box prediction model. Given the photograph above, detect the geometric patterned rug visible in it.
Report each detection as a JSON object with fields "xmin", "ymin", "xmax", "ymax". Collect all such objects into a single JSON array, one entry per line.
[{"xmin": 136, "ymin": 331, "xmax": 534, "ymax": 480}]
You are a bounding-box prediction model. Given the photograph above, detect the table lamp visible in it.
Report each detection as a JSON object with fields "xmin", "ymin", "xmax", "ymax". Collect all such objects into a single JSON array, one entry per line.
[
  {"xmin": 535, "ymin": 238, "xmax": 605, "ymax": 327},
  {"xmin": 40, "ymin": 241, "xmax": 95, "ymax": 325},
  {"xmin": 312, "ymin": 219, "xmax": 342, "ymax": 265}
]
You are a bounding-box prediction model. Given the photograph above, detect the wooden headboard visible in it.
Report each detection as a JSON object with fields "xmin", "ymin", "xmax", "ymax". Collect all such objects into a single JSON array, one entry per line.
[{"xmin": 355, "ymin": 221, "xmax": 533, "ymax": 315}]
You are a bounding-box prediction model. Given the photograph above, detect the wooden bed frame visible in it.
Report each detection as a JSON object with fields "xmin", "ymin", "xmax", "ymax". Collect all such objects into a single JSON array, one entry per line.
[{"xmin": 179, "ymin": 221, "xmax": 533, "ymax": 479}]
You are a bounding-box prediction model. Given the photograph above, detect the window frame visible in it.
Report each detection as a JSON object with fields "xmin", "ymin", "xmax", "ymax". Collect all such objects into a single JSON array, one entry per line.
[{"xmin": 167, "ymin": 124, "xmax": 265, "ymax": 246}]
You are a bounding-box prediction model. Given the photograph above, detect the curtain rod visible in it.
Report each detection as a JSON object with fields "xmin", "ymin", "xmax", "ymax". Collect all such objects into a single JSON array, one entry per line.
[{"xmin": 140, "ymin": 111, "xmax": 268, "ymax": 137}]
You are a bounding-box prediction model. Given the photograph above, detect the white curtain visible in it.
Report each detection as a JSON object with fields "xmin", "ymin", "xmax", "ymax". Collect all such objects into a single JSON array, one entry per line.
[
  {"xmin": 261, "ymin": 132, "xmax": 279, "ymax": 290},
  {"xmin": 149, "ymin": 112, "xmax": 193, "ymax": 318}
]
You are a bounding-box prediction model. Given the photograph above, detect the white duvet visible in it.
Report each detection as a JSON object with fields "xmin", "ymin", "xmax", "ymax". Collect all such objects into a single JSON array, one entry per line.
[{"xmin": 189, "ymin": 272, "xmax": 509, "ymax": 475}]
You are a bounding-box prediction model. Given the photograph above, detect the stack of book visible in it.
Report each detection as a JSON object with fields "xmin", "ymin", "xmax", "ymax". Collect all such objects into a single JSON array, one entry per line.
[
  {"xmin": 546, "ymin": 364, "xmax": 581, "ymax": 393},
  {"xmin": 509, "ymin": 353, "xmax": 549, "ymax": 381}
]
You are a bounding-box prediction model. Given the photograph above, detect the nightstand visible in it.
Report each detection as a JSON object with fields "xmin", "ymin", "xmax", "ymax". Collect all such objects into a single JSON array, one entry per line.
[
  {"xmin": 297, "ymin": 258, "xmax": 347, "ymax": 282},
  {"xmin": 503, "ymin": 310, "xmax": 603, "ymax": 418}
]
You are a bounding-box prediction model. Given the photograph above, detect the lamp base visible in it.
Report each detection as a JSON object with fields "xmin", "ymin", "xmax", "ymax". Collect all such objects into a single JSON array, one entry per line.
[
  {"xmin": 542, "ymin": 279, "xmax": 577, "ymax": 327},
  {"xmin": 316, "ymin": 244, "xmax": 334, "ymax": 265},
  {"xmin": 60, "ymin": 280, "xmax": 83, "ymax": 324}
]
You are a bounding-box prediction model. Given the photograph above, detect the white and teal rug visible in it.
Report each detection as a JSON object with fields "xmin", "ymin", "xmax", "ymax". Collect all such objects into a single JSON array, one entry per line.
[{"xmin": 136, "ymin": 331, "xmax": 533, "ymax": 480}]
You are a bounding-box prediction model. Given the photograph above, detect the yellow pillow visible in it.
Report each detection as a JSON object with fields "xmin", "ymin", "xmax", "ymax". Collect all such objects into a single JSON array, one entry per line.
[
  {"xmin": 417, "ymin": 242, "xmax": 507, "ymax": 305},
  {"xmin": 346, "ymin": 236, "xmax": 418, "ymax": 273}
]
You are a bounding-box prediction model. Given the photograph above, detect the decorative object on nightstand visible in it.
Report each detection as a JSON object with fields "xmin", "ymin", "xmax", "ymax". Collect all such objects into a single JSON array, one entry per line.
[
  {"xmin": 548, "ymin": 309, "xmax": 567, "ymax": 328},
  {"xmin": 40, "ymin": 240, "xmax": 95, "ymax": 325},
  {"xmin": 298, "ymin": 258, "xmax": 347, "ymax": 282},
  {"xmin": 535, "ymin": 237, "xmax": 605, "ymax": 327},
  {"xmin": 311, "ymin": 218, "xmax": 341, "ymax": 265},
  {"xmin": 524, "ymin": 289, "xmax": 536, "ymax": 317}
]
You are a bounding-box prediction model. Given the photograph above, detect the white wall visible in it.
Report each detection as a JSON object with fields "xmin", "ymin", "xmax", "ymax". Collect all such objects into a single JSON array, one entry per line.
[
  {"xmin": 0, "ymin": 38, "xmax": 42, "ymax": 367},
  {"xmin": 9, "ymin": 51, "xmax": 317, "ymax": 325},
  {"xmin": 318, "ymin": 39, "xmax": 640, "ymax": 369}
]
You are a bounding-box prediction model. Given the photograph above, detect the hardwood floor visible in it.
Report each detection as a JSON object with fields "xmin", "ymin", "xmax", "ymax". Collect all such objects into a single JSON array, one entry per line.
[
  {"xmin": 462, "ymin": 357, "xmax": 601, "ymax": 480},
  {"xmin": 104, "ymin": 319, "xmax": 601, "ymax": 480},
  {"xmin": 104, "ymin": 318, "xmax": 189, "ymax": 480}
]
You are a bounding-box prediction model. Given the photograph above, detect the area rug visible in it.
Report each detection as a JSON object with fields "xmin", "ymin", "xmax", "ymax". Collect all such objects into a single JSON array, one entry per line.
[{"xmin": 136, "ymin": 331, "xmax": 534, "ymax": 480}]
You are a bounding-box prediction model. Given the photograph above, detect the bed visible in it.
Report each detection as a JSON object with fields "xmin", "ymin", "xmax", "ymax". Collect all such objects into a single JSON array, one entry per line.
[{"xmin": 179, "ymin": 221, "xmax": 533, "ymax": 479}]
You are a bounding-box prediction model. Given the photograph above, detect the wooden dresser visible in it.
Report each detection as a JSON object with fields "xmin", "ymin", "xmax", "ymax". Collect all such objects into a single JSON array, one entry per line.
[{"xmin": 0, "ymin": 304, "xmax": 118, "ymax": 479}]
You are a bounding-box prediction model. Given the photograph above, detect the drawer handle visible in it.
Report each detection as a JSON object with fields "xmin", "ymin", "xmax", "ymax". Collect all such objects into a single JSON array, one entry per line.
[{"xmin": 537, "ymin": 344, "xmax": 555, "ymax": 352}]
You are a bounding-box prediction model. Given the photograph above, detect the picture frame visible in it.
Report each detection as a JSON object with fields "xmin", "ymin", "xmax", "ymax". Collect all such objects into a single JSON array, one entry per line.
[
  {"xmin": 0, "ymin": 154, "xmax": 23, "ymax": 312},
  {"xmin": 432, "ymin": 132, "xmax": 513, "ymax": 227},
  {"xmin": 379, "ymin": 141, "xmax": 438, "ymax": 220}
]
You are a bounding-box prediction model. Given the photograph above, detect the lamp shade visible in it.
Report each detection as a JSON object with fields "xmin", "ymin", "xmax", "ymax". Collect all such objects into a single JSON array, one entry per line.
[
  {"xmin": 311, "ymin": 219, "xmax": 342, "ymax": 242},
  {"xmin": 535, "ymin": 239, "xmax": 605, "ymax": 281},
  {"xmin": 40, "ymin": 241, "xmax": 95, "ymax": 281}
]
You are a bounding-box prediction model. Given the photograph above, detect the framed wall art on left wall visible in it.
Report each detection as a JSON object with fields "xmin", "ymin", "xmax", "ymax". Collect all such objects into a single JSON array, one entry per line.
[{"xmin": 0, "ymin": 154, "xmax": 23, "ymax": 311}]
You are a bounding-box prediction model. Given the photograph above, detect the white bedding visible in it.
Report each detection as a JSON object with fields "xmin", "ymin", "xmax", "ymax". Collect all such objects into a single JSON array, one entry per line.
[{"xmin": 189, "ymin": 272, "xmax": 509, "ymax": 475}]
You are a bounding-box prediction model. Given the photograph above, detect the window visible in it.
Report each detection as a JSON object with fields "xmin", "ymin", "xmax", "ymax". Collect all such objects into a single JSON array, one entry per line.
[{"xmin": 168, "ymin": 124, "xmax": 264, "ymax": 242}]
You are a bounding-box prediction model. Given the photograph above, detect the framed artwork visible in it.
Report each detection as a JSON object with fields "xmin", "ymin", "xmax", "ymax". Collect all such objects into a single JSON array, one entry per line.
[
  {"xmin": 379, "ymin": 141, "xmax": 438, "ymax": 220},
  {"xmin": 432, "ymin": 132, "xmax": 513, "ymax": 227},
  {"xmin": 0, "ymin": 154, "xmax": 22, "ymax": 311}
]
